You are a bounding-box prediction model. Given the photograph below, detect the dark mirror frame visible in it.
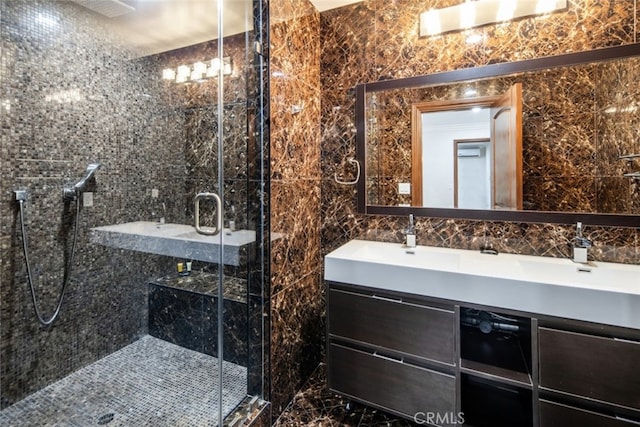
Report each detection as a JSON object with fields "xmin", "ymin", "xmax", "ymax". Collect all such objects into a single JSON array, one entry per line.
[{"xmin": 355, "ymin": 43, "xmax": 640, "ymax": 227}]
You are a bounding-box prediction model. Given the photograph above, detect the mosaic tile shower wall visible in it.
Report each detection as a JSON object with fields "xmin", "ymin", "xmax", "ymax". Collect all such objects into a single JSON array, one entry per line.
[
  {"xmin": 0, "ymin": 0, "xmax": 183, "ymax": 407},
  {"xmin": 320, "ymin": 0, "xmax": 640, "ymax": 264},
  {"xmin": 269, "ymin": 0, "xmax": 323, "ymax": 420}
]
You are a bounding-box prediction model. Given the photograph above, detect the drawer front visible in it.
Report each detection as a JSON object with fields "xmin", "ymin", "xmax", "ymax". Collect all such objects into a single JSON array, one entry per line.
[
  {"xmin": 329, "ymin": 288, "xmax": 455, "ymax": 364},
  {"xmin": 329, "ymin": 343, "xmax": 457, "ymax": 426},
  {"xmin": 539, "ymin": 327, "xmax": 640, "ymax": 411},
  {"xmin": 540, "ymin": 400, "xmax": 639, "ymax": 427}
]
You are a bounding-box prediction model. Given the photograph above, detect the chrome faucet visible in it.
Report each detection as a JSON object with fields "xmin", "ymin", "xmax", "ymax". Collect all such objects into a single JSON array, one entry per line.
[
  {"xmin": 572, "ymin": 222, "xmax": 592, "ymax": 263},
  {"xmin": 403, "ymin": 214, "xmax": 417, "ymax": 248},
  {"xmin": 152, "ymin": 202, "xmax": 166, "ymax": 226},
  {"xmin": 160, "ymin": 202, "xmax": 166, "ymax": 225}
]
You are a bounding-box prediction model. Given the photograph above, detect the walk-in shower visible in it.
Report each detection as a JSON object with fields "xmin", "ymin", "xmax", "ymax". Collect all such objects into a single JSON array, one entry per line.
[{"xmin": 1, "ymin": 0, "xmax": 267, "ymax": 425}]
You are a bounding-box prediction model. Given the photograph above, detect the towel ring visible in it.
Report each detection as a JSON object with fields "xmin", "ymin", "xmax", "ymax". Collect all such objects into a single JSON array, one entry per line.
[{"xmin": 334, "ymin": 157, "xmax": 360, "ymax": 185}]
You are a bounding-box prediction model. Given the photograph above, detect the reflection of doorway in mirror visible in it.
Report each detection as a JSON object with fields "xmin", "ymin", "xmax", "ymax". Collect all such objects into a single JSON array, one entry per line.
[
  {"xmin": 421, "ymin": 108, "xmax": 491, "ymax": 208},
  {"xmin": 413, "ymin": 83, "xmax": 522, "ymax": 209},
  {"xmin": 454, "ymin": 139, "xmax": 492, "ymax": 209}
]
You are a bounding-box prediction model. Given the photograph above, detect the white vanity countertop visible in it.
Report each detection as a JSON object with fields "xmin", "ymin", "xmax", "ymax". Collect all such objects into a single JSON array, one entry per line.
[{"xmin": 325, "ymin": 239, "xmax": 640, "ymax": 329}]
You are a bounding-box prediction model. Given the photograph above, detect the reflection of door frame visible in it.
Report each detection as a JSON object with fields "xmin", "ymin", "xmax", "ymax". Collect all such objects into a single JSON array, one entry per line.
[
  {"xmin": 453, "ymin": 138, "xmax": 491, "ymax": 208},
  {"xmin": 412, "ymin": 96, "xmax": 500, "ymax": 207}
]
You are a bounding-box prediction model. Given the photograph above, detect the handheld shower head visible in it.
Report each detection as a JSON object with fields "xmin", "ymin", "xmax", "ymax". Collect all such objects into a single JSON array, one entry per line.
[
  {"xmin": 63, "ymin": 162, "xmax": 102, "ymax": 201},
  {"xmin": 75, "ymin": 163, "xmax": 102, "ymax": 191}
]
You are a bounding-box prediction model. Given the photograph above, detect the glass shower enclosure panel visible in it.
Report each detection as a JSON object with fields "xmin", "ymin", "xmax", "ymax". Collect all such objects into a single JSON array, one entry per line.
[{"xmin": 0, "ymin": 0, "xmax": 261, "ymax": 425}]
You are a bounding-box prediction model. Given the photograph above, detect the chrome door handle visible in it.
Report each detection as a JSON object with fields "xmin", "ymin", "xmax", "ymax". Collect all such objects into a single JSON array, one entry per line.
[{"xmin": 194, "ymin": 192, "xmax": 222, "ymax": 236}]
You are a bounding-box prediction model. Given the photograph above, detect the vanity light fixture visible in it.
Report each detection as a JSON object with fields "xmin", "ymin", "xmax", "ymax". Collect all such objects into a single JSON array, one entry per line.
[
  {"xmin": 420, "ymin": 0, "xmax": 567, "ymax": 37},
  {"xmin": 162, "ymin": 56, "xmax": 232, "ymax": 84}
]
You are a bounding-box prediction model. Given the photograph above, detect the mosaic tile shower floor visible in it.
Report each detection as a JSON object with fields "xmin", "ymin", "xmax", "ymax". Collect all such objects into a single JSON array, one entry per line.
[{"xmin": 0, "ymin": 336, "xmax": 247, "ymax": 427}]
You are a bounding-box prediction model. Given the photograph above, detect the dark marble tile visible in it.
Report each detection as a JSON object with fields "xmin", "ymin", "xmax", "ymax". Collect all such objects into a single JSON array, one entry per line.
[
  {"xmin": 149, "ymin": 284, "xmax": 204, "ymax": 354},
  {"xmin": 149, "ymin": 279, "xmax": 249, "ymax": 366},
  {"xmin": 270, "ymin": 179, "xmax": 322, "ymax": 295},
  {"xmin": 152, "ymin": 270, "xmax": 247, "ymax": 302},
  {"xmin": 596, "ymin": 176, "xmax": 633, "ymax": 214},
  {"xmin": 224, "ymin": 396, "xmax": 270, "ymax": 427},
  {"xmin": 270, "ymin": 272, "xmax": 324, "ymax": 418},
  {"xmin": 247, "ymin": 293, "xmax": 270, "ymax": 398}
]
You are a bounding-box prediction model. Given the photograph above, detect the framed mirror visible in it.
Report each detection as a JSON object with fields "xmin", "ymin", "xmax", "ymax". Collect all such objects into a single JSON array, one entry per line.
[{"xmin": 355, "ymin": 44, "xmax": 640, "ymax": 226}]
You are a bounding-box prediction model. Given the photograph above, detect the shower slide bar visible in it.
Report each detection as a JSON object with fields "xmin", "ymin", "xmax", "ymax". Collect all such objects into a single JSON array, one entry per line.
[{"xmin": 14, "ymin": 163, "xmax": 101, "ymax": 326}]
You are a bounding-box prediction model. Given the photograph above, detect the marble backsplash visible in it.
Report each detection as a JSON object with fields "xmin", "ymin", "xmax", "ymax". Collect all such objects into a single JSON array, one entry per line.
[{"xmin": 320, "ymin": 0, "xmax": 640, "ymax": 264}]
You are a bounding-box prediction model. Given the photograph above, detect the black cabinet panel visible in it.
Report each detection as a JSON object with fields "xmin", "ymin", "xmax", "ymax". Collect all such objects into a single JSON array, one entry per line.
[
  {"xmin": 539, "ymin": 327, "xmax": 640, "ymax": 411},
  {"xmin": 329, "ymin": 343, "xmax": 457, "ymax": 426},
  {"xmin": 329, "ymin": 288, "xmax": 455, "ymax": 364},
  {"xmin": 540, "ymin": 400, "xmax": 639, "ymax": 427}
]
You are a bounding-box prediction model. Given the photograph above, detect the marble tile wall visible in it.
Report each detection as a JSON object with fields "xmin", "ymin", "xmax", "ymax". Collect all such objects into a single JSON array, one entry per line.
[
  {"xmin": 150, "ymin": 34, "xmax": 253, "ymax": 231},
  {"xmin": 320, "ymin": 0, "xmax": 640, "ymax": 264},
  {"xmin": 269, "ymin": 0, "xmax": 324, "ymax": 421}
]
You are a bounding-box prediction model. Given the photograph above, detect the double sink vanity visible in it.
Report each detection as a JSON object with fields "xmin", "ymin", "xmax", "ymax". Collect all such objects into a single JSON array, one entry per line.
[{"xmin": 325, "ymin": 240, "xmax": 640, "ymax": 426}]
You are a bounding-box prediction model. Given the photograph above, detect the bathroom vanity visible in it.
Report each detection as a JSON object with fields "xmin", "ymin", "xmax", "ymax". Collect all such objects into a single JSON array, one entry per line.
[{"xmin": 325, "ymin": 240, "xmax": 640, "ymax": 427}]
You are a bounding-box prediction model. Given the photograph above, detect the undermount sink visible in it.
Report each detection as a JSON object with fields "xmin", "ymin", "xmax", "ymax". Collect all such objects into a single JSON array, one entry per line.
[
  {"xmin": 517, "ymin": 258, "xmax": 640, "ymax": 292},
  {"xmin": 174, "ymin": 229, "xmax": 256, "ymax": 246},
  {"xmin": 350, "ymin": 241, "xmax": 461, "ymax": 271},
  {"xmin": 325, "ymin": 239, "xmax": 640, "ymax": 329}
]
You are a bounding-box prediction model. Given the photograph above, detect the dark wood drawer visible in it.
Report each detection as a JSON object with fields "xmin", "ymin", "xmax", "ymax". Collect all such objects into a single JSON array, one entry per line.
[
  {"xmin": 328, "ymin": 343, "xmax": 457, "ymax": 426},
  {"xmin": 540, "ymin": 400, "xmax": 640, "ymax": 427},
  {"xmin": 328, "ymin": 288, "xmax": 455, "ymax": 364},
  {"xmin": 539, "ymin": 327, "xmax": 640, "ymax": 411}
]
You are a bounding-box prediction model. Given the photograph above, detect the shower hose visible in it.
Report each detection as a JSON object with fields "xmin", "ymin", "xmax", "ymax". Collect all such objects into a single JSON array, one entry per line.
[{"xmin": 18, "ymin": 193, "xmax": 81, "ymax": 326}]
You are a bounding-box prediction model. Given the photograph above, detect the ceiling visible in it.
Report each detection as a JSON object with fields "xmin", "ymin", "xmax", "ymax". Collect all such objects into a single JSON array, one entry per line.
[{"xmin": 70, "ymin": 0, "xmax": 363, "ymax": 56}]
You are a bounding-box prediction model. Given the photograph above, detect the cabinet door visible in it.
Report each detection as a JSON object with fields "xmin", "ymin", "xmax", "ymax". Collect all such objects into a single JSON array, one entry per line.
[
  {"xmin": 539, "ymin": 327, "xmax": 640, "ymax": 411},
  {"xmin": 328, "ymin": 288, "xmax": 455, "ymax": 364},
  {"xmin": 329, "ymin": 343, "xmax": 457, "ymax": 426},
  {"xmin": 540, "ymin": 400, "xmax": 639, "ymax": 427}
]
